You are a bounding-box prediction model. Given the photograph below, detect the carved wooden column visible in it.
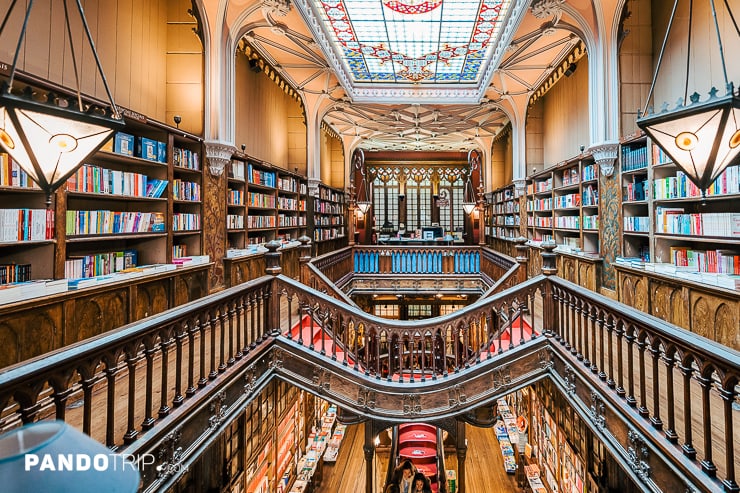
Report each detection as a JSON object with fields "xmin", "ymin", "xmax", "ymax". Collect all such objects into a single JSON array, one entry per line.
[
  {"xmin": 298, "ymin": 235, "xmax": 312, "ymax": 286},
  {"xmin": 457, "ymin": 420, "xmax": 467, "ymax": 493},
  {"xmin": 364, "ymin": 422, "xmax": 375, "ymax": 493},
  {"xmin": 540, "ymin": 242, "xmax": 557, "ymax": 336},
  {"xmin": 514, "ymin": 236, "xmax": 529, "ymax": 283},
  {"xmin": 265, "ymin": 240, "xmax": 282, "ymax": 337}
]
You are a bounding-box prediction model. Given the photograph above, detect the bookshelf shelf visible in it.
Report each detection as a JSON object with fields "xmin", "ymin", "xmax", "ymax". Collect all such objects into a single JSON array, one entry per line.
[
  {"xmin": 523, "ymin": 156, "xmax": 599, "ymax": 256},
  {"xmin": 66, "ymin": 232, "xmax": 168, "ymax": 242},
  {"xmin": 618, "ymin": 135, "xmax": 738, "ymax": 291},
  {"xmin": 226, "ymin": 155, "xmax": 308, "ymax": 249}
]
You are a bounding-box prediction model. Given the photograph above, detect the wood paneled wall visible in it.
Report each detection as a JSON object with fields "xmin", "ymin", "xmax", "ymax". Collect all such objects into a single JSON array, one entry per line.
[
  {"xmin": 541, "ymin": 56, "xmax": 590, "ymax": 164},
  {"xmin": 490, "ymin": 129, "xmax": 512, "ymax": 189},
  {"xmin": 525, "ymin": 101, "xmax": 544, "ymax": 174},
  {"xmin": 618, "ymin": 0, "xmax": 653, "ymax": 137},
  {"xmin": 320, "ymin": 129, "xmax": 344, "ymax": 189},
  {"xmin": 0, "ymin": 0, "xmax": 170, "ymax": 121},
  {"xmin": 234, "ymin": 51, "xmax": 307, "ymax": 169},
  {"xmin": 165, "ymin": 0, "xmax": 204, "ymax": 135}
]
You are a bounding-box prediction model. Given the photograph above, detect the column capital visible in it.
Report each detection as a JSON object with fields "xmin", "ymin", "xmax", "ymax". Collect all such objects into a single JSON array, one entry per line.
[
  {"xmin": 204, "ymin": 141, "xmax": 236, "ymax": 176},
  {"xmin": 589, "ymin": 142, "xmax": 619, "ymax": 178}
]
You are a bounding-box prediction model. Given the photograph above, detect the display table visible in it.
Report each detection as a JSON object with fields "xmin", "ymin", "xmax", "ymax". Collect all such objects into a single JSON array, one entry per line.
[{"xmin": 494, "ymin": 399, "xmax": 518, "ymax": 474}]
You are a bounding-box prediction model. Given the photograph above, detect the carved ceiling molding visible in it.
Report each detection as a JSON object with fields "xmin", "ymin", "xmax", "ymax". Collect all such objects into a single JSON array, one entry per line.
[
  {"xmin": 529, "ymin": 40, "xmax": 586, "ymax": 105},
  {"xmin": 530, "ymin": 0, "xmax": 566, "ymax": 19}
]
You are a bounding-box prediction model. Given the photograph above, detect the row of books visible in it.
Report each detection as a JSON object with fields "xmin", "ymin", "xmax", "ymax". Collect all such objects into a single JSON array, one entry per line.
[
  {"xmin": 247, "ymin": 163, "xmax": 276, "ymax": 187},
  {"xmin": 313, "ymin": 201, "xmax": 343, "ymax": 214},
  {"xmin": 247, "ymin": 215, "xmax": 276, "ymax": 229},
  {"xmin": 172, "ymin": 244, "xmax": 188, "ymax": 259},
  {"xmin": 277, "ymin": 197, "xmax": 305, "ymax": 211},
  {"xmin": 555, "ymin": 216, "xmax": 580, "ymax": 229},
  {"xmin": 173, "ymin": 146, "xmax": 200, "ymax": 170},
  {"xmin": 229, "ymin": 160, "xmax": 246, "ymax": 180},
  {"xmin": 653, "ymin": 166, "xmax": 739, "ymax": 199},
  {"xmin": 172, "ymin": 213, "xmax": 201, "ymax": 231},
  {"xmin": 582, "ymin": 185, "xmax": 598, "ymax": 206},
  {"xmin": 624, "ymin": 216, "xmax": 649, "ymax": 232},
  {"xmin": 172, "ymin": 179, "xmax": 201, "ymax": 201},
  {"xmin": 317, "ymin": 188, "xmax": 343, "ymax": 202},
  {"xmin": 277, "ymin": 176, "xmax": 304, "ymax": 193},
  {"xmin": 559, "ymin": 167, "xmax": 579, "ymax": 187},
  {"xmin": 494, "ymin": 201, "xmax": 519, "ymax": 214},
  {"xmin": 528, "ymin": 177, "xmax": 552, "ymax": 194},
  {"xmin": 0, "ymin": 279, "xmax": 68, "ymax": 304},
  {"xmin": 313, "ymin": 215, "xmax": 343, "ymax": 226},
  {"xmin": 0, "ymin": 154, "xmax": 38, "ymax": 188},
  {"xmin": 496, "ymin": 215, "xmax": 520, "ymax": 226},
  {"xmin": 582, "ymin": 164, "xmax": 597, "ymax": 181},
  {"xmin": 64, "ymin": 249, "xmax": 138, "ymax": 279},
  {"xmin": 65, "ymin": 210, "xmax": 166, "ymax": 235},
  {"xmin": 668, "ymin": 247, "xmax": 739, "ymax": 275},
  {"xmin": 623, "ymin": 177, "xmax": 648, "ymax": 201},
  {"xmin": 622, "ymin": 144, "xmax": 649, "ymax": 171},
  {"xmin": 67, "ymin": 165, "xmax": 168, "ymax": 198},
  {"xmin": 0, "ymin": 263, "xmax": 31, "ymax": 284},
  {"xmin": 655, "ymin": 209, "xmax": 740, "ymax": 237},
  {"xmin": 582, "ymin": 215, "xmax": 599, "ymax": 230},
  {"xmin": 616, "ymin": 258, "xmax": 739, "ymax": 289},
  {"xmin": 314, "ymin": 228, "xmax": 344, "ymax": 241},
  {"xmin": 227, "ymin": 189, "xmax": 244, "ymax": 205},
  {"xmin": 104, "ymin": 132, "xmax": 168, "ymax": 163},
  {"xmin": 248, "ymin": 192, "xmax": 276, "ymax": 208},
  {"xmin": 278, "ymin": 215, "xmax": 306, "ymax": 227},
  {"xmin": 553, "ymin": 193, "xmax": 581, "ymax": 209},
  {"xmin": 226, "ymin": 214, "xmax": 245, "ymax": 229},
  {"xmin": 0, "ymin": 209, "xmax": 55, "ymax": 242},
  {"xmin": 528, "ymin": 216, "xmax": 552, "ymax": 227},
  {"xmin": 527, "ymin": 197, "xmax": 552, "ymax": 212}
]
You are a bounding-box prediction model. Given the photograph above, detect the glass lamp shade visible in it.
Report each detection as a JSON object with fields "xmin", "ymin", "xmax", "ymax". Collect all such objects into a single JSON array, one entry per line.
[
  {"xmin": 637, "ymin": 88, "xmax": 740, "ymax": 193},
  {"xmin": 356, "ymin": 201, "xmax": 372, "ymax": 215},
  {"xmin": 0, "ymin": 421, "xmax": 140, "ymax": 493},
  {"xmin": 0, "ymin": 89, "xmax": 123, "ymax": 203},
  {"xmin": 462, "ymin": 202, "xmax": 476, "ymax": 215}
]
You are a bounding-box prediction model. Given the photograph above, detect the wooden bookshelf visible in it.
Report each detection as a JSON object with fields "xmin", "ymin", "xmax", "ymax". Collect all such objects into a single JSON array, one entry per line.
[
  {"xmin": 0, "ymin": 113, "xmax": 205, "ymax": 287},
  {"xmin": 617, "ymin": 135, "xmax": 739, "ymax": 292},
  {"xmin": 310, "ymin": 183, "xmax": 347, "ymax": 256},
  {"xmin": 226, "ymin": 154, "xmax": 308, "ymax": 251},
  {"xmin": 525, "ymin": 154, "xmax": 600, "ymax": 256},
  {"xmin": 484, "ymin": 184, "xmax": 520, "ymax": 257}
]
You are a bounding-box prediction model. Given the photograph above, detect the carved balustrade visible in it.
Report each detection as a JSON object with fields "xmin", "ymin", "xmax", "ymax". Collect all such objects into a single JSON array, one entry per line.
[{"xmin": 550, "ymin": 277, "xmax": 739, "ymax": 491}]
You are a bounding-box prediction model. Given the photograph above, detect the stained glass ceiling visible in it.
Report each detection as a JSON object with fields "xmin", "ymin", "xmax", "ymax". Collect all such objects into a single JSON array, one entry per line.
[{"xmin": 299, "ymin": 0, "xmax": 518, "ymax": 102}]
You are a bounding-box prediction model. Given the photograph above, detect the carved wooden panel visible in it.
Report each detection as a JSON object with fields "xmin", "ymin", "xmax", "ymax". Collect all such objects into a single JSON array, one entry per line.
[
  {"xmin": 0, "ymin": 267, "xmax": 211, "ymax": 368},
  {"xmin": 0, "ymin": 306, "xmax": 62, "ymax": 368},
  {"xmin": 529, "ymin": 248, "xmax": 542, "ymax": 278},
  {"xmin": 649, "ymin": 280, "xmax": 686, "ymax": 328},
  {"xmin": 578, "ymin": 261, "xmax": 596, "ymax": 291},
  {"xmin": 281, "ymin": 248, "xmax": 301, "ymax": 280},
  {"xmin": 559, "ymin": 256, "xmax": 577, "ymax": 284},
  {"xmin": 174, "ymin": 269, "xmax": 209, "ymax": 306},
  {"xmin": 690, "ymin": 292, "xmax": 740, "ymax": 351},
  {"xmin": 135, "ymin": 280, "xmax": 169, "ymax": 320},
  {"xmin": 72, "ymin": 291, "xmax": 128, "ymax": 342},
  {"xmin": 225, "ymin": 256, "xmax": 267, "ymax": 287}
]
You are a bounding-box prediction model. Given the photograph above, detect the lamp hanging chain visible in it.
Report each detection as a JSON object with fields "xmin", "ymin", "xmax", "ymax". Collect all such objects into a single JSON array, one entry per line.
[
  {"xmin": 73, "ymin": 0, "xmax": 121, "ymax": 119},
  {"xmin": 723, "ymin": 0, "xmax": 740, "ymax": 35},
  {"xmin": 710, "ymin": 0, "xmax": 729, "ymax": 90},
  {"xmin": 642, "ymin": 0, "xmax": 681, "ymax": 116},
  {"xmin": 683, "ymin": 0, "xmax": 693, "ymax": 104},
  {"xmin": 0, "ymin": 0, "xmax": 120, "ymax": 118},
  {"xmin": 63, "ymin": 0, "xmax": 84, "ymax": 112},
  {"xmin": 3, "ymin": 0, "xmax": 34, "ymax": 92}
]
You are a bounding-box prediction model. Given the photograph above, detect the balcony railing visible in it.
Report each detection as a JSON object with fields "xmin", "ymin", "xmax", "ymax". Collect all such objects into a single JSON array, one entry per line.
[{"xmin": 0, "ymin": 242, "xmax": 736, "ymax": 492}]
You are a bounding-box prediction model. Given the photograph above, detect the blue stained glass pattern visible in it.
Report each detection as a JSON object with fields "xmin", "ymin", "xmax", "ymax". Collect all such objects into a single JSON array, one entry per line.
[{"xmin": 314, "ymin": 0, "xmax": 511, "ymax": 84}]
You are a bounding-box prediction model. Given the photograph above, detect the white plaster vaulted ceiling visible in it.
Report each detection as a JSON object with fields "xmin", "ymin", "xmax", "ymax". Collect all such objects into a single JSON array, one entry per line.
[{"xmin": 236, "ymin": 0, "xmax": 594, "ymax": 151}]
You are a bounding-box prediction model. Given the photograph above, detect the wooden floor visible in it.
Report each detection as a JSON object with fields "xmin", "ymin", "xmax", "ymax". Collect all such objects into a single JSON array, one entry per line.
[{"xmin": 322, "ymin": 422, "xmax": 519, "ymax": 493}]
